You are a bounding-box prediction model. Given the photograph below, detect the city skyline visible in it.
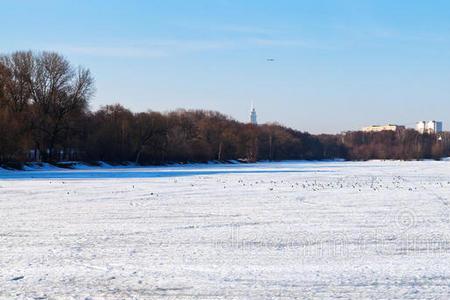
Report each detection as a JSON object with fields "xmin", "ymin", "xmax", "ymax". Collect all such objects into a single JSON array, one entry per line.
[{"xmin": 2, "ymin": 0, "xmax": 450, "ymax": 133}]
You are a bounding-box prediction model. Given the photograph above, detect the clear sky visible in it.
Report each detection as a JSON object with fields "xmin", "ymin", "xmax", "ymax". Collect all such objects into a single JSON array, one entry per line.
[{"xmin": 2, "ymin": 0, "xmax": 450, "ymax": 133}]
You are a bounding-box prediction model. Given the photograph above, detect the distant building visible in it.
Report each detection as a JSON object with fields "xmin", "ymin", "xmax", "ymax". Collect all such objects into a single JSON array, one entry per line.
[
  {"xmin": 416, "ymin": 120, "xmax": 443, "ymax": 134},
  {"xmin": 362, "ymin": 124, "xmax": 405, "ymax": 133},
  {"xmin": 250, "ymin": 104, "xmax": 257, "ymax": 125}
]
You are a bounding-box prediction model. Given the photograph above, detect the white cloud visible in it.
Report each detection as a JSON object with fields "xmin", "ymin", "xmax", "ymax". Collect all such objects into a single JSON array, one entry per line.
[
  {"xmin": 47, "ymin": 37, "xmax": 320, "ymax": 59},
  {"xmin": 217, "ymin": 25, "xmax": 278, "ymax": 35},
  {"xmin": 57, "ymin": 46, "xmax": 168, "ymax": 58}
]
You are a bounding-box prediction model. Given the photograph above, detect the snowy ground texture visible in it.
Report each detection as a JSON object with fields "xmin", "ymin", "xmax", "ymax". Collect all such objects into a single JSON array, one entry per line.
[{"xmin": 2, "ymin": 160, "xmax": 450, "ymax": 299}]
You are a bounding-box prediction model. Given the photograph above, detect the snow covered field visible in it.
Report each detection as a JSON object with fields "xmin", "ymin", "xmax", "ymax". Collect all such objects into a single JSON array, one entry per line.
[{"xmin": 2, "ymin": 160, "xmax": 450, "ymax": 299}]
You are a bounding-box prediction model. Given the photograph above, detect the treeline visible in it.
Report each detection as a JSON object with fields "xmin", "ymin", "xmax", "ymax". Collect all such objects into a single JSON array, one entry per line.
[
  {"xmin": 0, "ymin": 51, "xmax": 449, "ymax": 165},
  {"xmin": 80, "ymin": 106, "xmax": 343, "ymax": 164},
  {"xmin": 342, "ymin": 130, "xmax": 450, "ymax": 160}
]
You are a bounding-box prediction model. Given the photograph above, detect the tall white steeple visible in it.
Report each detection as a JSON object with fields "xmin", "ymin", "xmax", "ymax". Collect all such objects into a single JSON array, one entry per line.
[{"xmin": 250, "ymin": 101, "xmax": 257, "ymax": 125}]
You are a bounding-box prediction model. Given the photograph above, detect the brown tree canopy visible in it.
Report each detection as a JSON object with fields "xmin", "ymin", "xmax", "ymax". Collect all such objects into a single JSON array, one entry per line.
[
  {"xmin": 1, "ymin": 50, "xmax": 449, "ymax": 165},
  {"xmin": 0, "ymin": 51, "xmax": 94, "ymax": 161}
]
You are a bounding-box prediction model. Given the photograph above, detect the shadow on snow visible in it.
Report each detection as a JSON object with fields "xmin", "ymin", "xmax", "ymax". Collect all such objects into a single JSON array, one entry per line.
[{"xmin": 0, "ymin": 168, "xmax": 334, "ymax": 180}]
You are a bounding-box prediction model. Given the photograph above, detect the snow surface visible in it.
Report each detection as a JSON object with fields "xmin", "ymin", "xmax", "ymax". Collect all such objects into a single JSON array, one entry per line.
[{"xmin": 2, "ymin": 160, "xmax": 450, "ymax": 299}]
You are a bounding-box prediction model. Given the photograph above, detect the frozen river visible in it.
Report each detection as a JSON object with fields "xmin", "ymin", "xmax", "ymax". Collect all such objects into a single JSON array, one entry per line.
[{"xmin": 1, "ymin": 161, "xmax": 450, "ymax": 299}]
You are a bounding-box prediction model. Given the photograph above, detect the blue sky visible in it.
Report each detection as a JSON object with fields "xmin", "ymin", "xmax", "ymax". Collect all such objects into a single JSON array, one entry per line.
[{"xmin": 2, "ymin": 0, "xmax": 450, "ymax": 133}]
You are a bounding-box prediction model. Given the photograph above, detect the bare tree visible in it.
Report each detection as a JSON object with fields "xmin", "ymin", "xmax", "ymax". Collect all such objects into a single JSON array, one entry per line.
[
  {"xmin": 0, "ymin": 51, "xmax": 33, "ymax": 113},
  {"xmin": 28, "ymin": 52, "xmax": 94, "ymax": 160},
  {"xmin": 0, "ymin": 52, "xmax": 34, "ymax": 161},
  {"xmin": 133, "ymin": 111, "xmax": 167, "ymax": 164}
]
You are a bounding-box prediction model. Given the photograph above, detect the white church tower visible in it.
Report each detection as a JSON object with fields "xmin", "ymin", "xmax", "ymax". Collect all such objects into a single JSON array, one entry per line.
[{"xmin": 250, "ymin": 102, "xmax": 257, "ymax": 125}]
